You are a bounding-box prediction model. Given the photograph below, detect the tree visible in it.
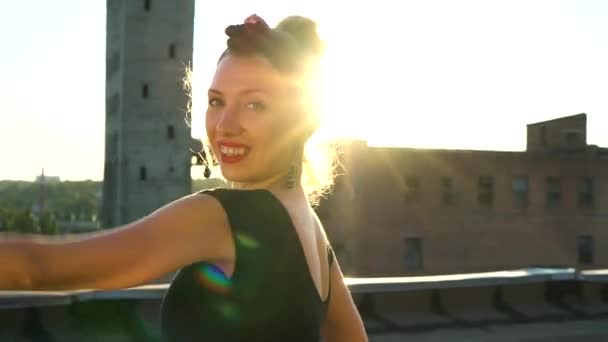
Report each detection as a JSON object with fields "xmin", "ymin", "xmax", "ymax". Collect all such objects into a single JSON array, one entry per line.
[
  {"xmin": 192, "ymin": 178, "xmax": 226, "ymax": 192},
  {"xmin": 0, "ymin": 180, "xmax": 103, "ymax": 233},
  {"xmin": 0, "ymin": 208, "xmax": 12, "ymax": 232},
  {"xmin": 38, "ymin": 212, "xmax": 58, "ymax": 235},
  {"xmin": 10, "ymin": 209, "xmax": 38, "ymax": 234}
]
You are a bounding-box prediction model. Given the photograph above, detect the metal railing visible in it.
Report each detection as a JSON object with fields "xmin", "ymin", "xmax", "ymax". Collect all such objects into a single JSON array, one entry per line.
[
  {"xmin": 1, "ymin": 267, "xmax": 607, "ymax": 341},
  {"xmin": 1, "ymin": 267, "xmax": 605, "ymax": 309}
]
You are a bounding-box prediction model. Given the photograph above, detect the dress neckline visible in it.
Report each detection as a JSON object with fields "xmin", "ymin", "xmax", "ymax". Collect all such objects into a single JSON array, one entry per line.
[{"xmin": 233, "ymin": 188, "xmax": 331, "ymax": 305}]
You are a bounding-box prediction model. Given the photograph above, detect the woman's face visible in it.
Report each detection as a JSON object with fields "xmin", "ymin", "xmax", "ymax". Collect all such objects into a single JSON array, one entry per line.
[{"xmin": 206, "ymin": 54, "xmax": 305, "ymax": 185}]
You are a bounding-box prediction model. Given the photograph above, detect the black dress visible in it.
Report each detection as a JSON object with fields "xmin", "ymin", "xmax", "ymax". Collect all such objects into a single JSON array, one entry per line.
[{"xmin": 160, "ymin": 189, "xmax": 334, "ymax": 342}]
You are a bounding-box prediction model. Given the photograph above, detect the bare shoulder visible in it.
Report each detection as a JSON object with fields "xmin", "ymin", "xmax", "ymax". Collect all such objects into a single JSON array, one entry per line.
[
  {"xmin": 106, "ymin": 191, "xmax": 232, "ymax": 266},
  {"xmin": 321, "ymin": 255, "xmax": 368, "ymax": 341},
  {"xmin": 140, "ymin": 191, "xmax": 234, "ymax": 264},
  {"xmin": 29, "ymin": 191, "xmax": 235, "ymax": 290},
  {"xmin": 315, "ymin": 211, "xmax": 367, "ymax": 340}
]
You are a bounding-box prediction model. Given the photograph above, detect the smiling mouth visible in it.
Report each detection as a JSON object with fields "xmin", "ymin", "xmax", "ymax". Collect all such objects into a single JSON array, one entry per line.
[{"xmin": 218, "ymin": 144, "xmax": 250, "ymax": 164}]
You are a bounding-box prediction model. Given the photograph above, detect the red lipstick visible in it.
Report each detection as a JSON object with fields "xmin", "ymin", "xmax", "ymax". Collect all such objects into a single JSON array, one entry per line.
[{"xmin": 217, "ymin": 141, "xmax": 250, "ymax": 164}]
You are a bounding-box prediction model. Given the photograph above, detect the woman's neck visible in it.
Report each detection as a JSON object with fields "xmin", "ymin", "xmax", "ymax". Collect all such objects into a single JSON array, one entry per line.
[
  {"xmin": 229, "ymin": 171, "xmax": 305, "ymax": 197},
  {"xmin": 230, "ymin": 172, "xmax": 283, "ymax": 189}
]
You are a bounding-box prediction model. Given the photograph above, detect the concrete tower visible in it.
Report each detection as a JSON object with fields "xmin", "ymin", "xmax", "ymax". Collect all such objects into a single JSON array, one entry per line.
[{"xmin": 102, "ymin": 0, "xmax": 195, "ymax": 227}]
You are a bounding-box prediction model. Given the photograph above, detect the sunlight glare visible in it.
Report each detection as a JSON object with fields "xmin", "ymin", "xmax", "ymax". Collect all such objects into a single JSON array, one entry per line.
[{"xmin": 315, "ymin": 20, "xmax": 372, "ymax": 143}]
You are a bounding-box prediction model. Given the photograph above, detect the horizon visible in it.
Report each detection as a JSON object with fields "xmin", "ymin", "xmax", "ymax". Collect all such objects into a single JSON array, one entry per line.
[
  {"xmin": 2, "ymin": 123, "xmax": 604, "ymax": 182},
  {"xmin": 1, "ymin": 1, "xmax": 607, "ymax": 181}
]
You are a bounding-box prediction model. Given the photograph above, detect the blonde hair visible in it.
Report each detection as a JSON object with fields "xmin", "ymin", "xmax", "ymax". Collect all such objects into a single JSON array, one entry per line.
[{"xmin": 302, "ymin": 136, "xmax": 341, "ymax": 206}]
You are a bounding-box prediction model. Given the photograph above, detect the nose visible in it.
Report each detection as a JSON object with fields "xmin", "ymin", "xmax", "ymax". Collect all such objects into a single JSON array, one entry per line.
[{"xmin": 215, "ymin": 107, "xmax": 242, "ymax": 136}]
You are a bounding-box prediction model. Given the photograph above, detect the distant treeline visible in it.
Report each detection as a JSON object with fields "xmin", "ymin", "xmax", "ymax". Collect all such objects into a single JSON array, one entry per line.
[
  {"xmin": 0, "ymin": 180, "xmax": 101, "ymax": 220},
  {"xmin": 192, "ymin": 178, "xmax": 227, "ymax": 192},
  {"xmin": 0, "ymin": 180, "xmax": 101, "ymax": 234},
  {"xmin": 0, "ymin": 178, "xmax": 226, "ymax": 234}
]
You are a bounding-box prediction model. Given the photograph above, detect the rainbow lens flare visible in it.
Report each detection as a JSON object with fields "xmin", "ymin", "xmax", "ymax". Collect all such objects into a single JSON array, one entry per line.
[{"xmin": 195, "ymin": 263, "xmax": 232, "ymax": 295}]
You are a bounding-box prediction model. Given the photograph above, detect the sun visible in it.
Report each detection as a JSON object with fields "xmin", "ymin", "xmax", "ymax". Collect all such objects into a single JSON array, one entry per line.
[
  {"xmin": 190, "ymin": 16, "xmax": 397, "ymax": 147},
  {"xmin": 314, "ymin": 20, "xmax": 445, "ymax": 149},
  {"xmin": 313, "ymin": 20, "xmax": 406, "ymax": 146},
  {"xmin": 313, "ymin": 24, "xmax": 370, "ymax": 143}
]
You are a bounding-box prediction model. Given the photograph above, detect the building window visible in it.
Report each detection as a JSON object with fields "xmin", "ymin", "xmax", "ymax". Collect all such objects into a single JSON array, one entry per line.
[
  {"xmin": 578, "ymin": 177, "xmax": 594, "ymax": 208},
  {"xmin": 144, "ymin": 0, "xmax": 151, "ymax": 11},
  {"xmin": 140, "ymin": 166, "xmax": 147, "ymax": 181},
  {"xmin": 403, "ymin": 237, "xmax": 423, "ymax": 271},
  {"xmin": 167, "ymin": 125, "xmax": 175, "ymax": 140},
  {"xmin": 142, "ymin": 84, "xmax": 149, "ymax": 99},
  {"xmin": 169, "ymin": 43, "xmax": 176, "ymax": 59},
  {"xmin": 512, "ymin": 176, "xmax": 529, "ymax": 209},
  {"xmin": 478, "ymin": 176, "xmax": 494, "ymax": 206},
  {"xmin": 578, "ymin": 235, "xmax": 594, "ymax": 265},
  {"xmin": 441, "ymin": 177, "xmax": 455, "ymax": 205},
  {"xmin": 546, "ymin": 176, "xmax": 561, "ymax": 208},
  {"xmin": 404, "ymin": 176, "xmax": 420, "ymax": 203}
]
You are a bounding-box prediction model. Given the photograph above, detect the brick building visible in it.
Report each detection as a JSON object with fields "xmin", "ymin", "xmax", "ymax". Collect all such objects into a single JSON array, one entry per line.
[{"xmin": 321, "ymin": 113, "xmax": 608, "ymax": 277}]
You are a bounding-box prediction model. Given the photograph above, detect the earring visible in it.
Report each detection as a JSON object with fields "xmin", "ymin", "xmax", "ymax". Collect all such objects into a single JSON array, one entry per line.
[
  {"xmin": 199, "ymin": 150, "xmax": 212, "ymax": 179},
  {"xmin": 286, "ymin": 162, "xmax": 297, "ymax": 189},
  {"xmin": 208, "ymin": 146, "xmax": 219, "ymax": 166}
]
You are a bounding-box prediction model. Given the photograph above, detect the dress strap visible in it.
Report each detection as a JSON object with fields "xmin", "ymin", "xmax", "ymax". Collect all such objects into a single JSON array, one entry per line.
[
  {"xmin": 323, "ymin": 244, "xmax": 334, "ymax": 306},
  {"xmin": 327, "ymin": 245, "xmax": 334, "ymax": 266}
]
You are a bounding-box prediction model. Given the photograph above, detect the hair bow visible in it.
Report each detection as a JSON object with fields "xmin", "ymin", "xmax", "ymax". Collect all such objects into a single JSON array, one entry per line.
[{"xmin": 225, "ymin": 14, "xmax": 271, "ymax": 52}]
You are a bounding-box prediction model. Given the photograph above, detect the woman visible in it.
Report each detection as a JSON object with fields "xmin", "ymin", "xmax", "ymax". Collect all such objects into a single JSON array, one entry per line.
[{"xmin": 0, "ymin": 14, "xmax": 367, "ymax": 341}]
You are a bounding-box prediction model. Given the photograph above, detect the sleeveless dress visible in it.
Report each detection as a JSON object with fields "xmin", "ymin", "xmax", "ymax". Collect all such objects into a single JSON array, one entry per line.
[{"xmin": 160, "ymin": 189, "xmax": 334, "ymax": 341}]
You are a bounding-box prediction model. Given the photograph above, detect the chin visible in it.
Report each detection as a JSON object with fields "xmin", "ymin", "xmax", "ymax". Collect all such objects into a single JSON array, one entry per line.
[{"xmin": 218, "ymin": 167, "xmax": 247, "ymax": 183}]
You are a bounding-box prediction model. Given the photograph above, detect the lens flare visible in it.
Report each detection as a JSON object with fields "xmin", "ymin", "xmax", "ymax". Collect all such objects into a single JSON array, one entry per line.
[
  {"xmin": 195, "ymin": 263, "xmax": 232, "ymax": 295},
  {"xmin": 219, "ymin": 302, "xmax": 238, "ymax": 320},
  {"xmin": 235, "ymin": 232, "xmax": 260, "ymax": 249}
]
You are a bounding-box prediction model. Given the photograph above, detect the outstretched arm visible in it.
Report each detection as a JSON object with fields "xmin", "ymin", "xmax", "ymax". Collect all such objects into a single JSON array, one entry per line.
[
  {"xmin": 320, "ymin": 257, "xmax": 368, "ymax": 342},
  {"xmin": 0, "ymin": 193, "xmax": 232, "ymax": 291},
  {"xmin": 0, "ymin": 234, "xmax": 39, "ymax": 289}
]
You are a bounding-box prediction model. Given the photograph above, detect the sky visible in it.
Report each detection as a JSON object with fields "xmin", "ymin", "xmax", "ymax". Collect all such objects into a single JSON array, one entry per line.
[{"xmin": 0, "ymin": 0, "xmax": 607, "ymax": 181}]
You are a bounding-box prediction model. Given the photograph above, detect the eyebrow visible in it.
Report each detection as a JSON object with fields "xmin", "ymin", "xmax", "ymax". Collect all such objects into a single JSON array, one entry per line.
[{"xmin": 208, "ymin": 88, "xmax": 267, "ymax": 96}]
